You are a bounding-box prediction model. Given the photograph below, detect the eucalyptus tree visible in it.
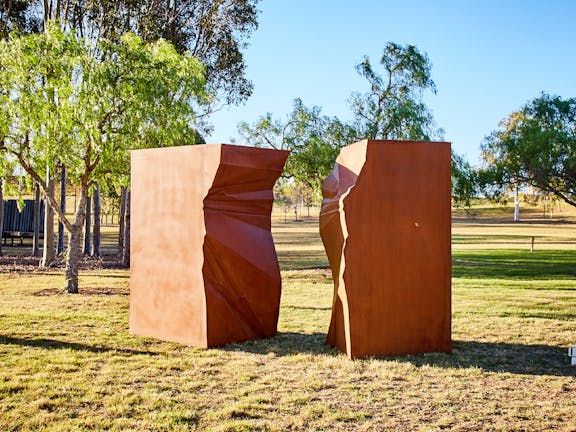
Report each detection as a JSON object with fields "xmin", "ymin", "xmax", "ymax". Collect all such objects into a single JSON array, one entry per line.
[
  {"xmin": 350, "ymin": 43, "xmax": 478, "ymax": 205},
  {"xmin": 481, "ymin": 93, "xmax": 576, "ymax": 208},
  {"xmin": 0, "ymin": 24, "xmax": 210, "ymax": 292},
  {"xmin": 349, "ymin": 42, "xmax": 441, "ymax": 141},
  {"xmin": 1, "ymin": 0, "xmax": 258, "ymax": 113}
]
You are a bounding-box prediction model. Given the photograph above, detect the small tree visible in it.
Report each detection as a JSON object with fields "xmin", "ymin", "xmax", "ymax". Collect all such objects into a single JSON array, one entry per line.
[
  {"xmin": 349, "ymin": 42, "xmax": 441, "ymax": 140},
  {"xmin": 0, "ymin": 24, "xmax": 209, "ymax": 292}
]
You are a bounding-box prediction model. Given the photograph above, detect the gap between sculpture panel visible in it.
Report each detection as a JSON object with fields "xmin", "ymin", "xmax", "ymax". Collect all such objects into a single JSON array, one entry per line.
[
  {"xmin": 130, "ymin": 144, "xmax": 289, "ymax": 348},
  {"xmin": 320, "ymin": 139, "xmax": 452, "ymax": 359}
]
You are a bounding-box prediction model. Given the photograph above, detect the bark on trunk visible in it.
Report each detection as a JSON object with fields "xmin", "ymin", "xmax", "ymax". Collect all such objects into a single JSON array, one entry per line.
[
  {"xmin": 118, "ymin": 186, "xmax": 127, "ymax": 257},
  {"xmin": 122, "ymin": 189, "xmax": 130, "ymax": 267},
  {"xmin": 33, "ymin": 185, "xmax": 41, "ymax": 257},
  {"xmin": 513, "ymin": 183, "xmax": 520, "ymax": 222},
  {"xmin": 83, "ymin": 193, "xmax": 91, "ymax": 255},
  {"xmin": 65, "ymin": 189, "xmax": 88, "ymax": 294},
  {"xmin": 92, "ymin": 183, "xmax": 101, "ymax": 256},
  {"xmin": 0, "ymin": 179, "xmax": 3, "ymax": 257},
  {"xmin": 41, "ymin": 168, "xmax": 55, "ymax": 267},
  {"xmin": 57, "ymin": 165, "xmax": 66, "ymax": 254}
]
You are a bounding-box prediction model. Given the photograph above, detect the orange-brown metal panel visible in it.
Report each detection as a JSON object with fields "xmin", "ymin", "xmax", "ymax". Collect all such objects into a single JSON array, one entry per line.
[{"xmin": 321, "ymin": 140, "xmax": 452, "ymax": 359}]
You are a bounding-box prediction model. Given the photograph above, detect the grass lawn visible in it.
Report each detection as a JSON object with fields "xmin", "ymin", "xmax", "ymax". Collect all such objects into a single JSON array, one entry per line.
[{"xmin": 0, "ymin": 208, "xmax": 575, "ymax": 431}]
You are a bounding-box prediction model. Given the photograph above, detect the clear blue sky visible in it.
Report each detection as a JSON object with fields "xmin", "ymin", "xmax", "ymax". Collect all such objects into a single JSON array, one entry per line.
[{"xmin": 207, "ymin": 0, "xmax": 576, "ymax": 165}]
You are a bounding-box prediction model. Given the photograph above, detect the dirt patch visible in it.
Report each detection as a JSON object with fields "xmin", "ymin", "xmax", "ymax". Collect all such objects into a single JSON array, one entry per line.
[
  {"xmin": 0, "ymin": 253, "xmax": 126, "ymax": 273},
  {"xmin": 32, "ymin": 286, "xmax": 129, "ymax": 296}
]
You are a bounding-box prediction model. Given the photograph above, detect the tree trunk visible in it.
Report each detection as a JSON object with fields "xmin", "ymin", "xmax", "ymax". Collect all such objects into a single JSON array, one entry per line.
[
  {"xmin": 57, "ymin": 164, "xmax": 66, "ymax": 254},
  {"xmin": 118, "ymin": 186, "xmax": 127, "ymax": 257},
  {"xmin": 122, "ymin": 189, "xmax": 130, "ymax": 267},
  {"xmin": 41, "ymin": 168, "xmax": 55, "ymax": 267},
  {"xmin": 513, "ymin": 183, "xmax": 520, "ymax": 222},
  {"xmin": 65, "ymin": 188, "xmax": 88, "ymax": 294},
  {"xmin": 92, "ymin": 183, "xmax": 101, "ymax": 256},
  {"xmin": 0, "ymin": 179, "xmax": 3, "ymax": 257},
  {"xmin": 84, "ymin": 192, "xmax": 91, "ymax": 254},
  {"xmin": 33, "ymin": 185, "xmax": 41, "ymax": 257}
]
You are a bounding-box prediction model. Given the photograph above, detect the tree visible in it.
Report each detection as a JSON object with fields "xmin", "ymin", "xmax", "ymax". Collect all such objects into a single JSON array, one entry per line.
[
  {"xmin": 0, "ymin": 24, "xmax": 210, "ymax": 292},
  {"xmin": 0, "ymin": 0, "xmax": 42, "ymax": 38},
  {"xmin": 350, "ymin": 43, "xmax": 478, "ymax": 206},
  {"xmin": 57, "ymin": 164, "xmax": 66, "ymax": 253},
  {"xmin": 92, "ymin": 183, "xmax": 100, "ymax": 256},
  {"xmin": 127, "ymin": 0, "xmax": 260, "ymax": 107},
  {"xmin": 481, "ymin": 93, "xmax": 576, "ymax": 208},
  {"xmin": 240, "ymin": 43, "xmax": 477, "ymax": 206},
  {"xmin": 349, "ymin": 42, "xmax": 441, "ymax": 141},
  {"xmin": 1, "ymin": 0, "xmax": 258, "ymax": 112},
  {"xmin": 238, "ymin": 99, "xmax": 358, "ymax": 196},
  {"xmin": 451, "ymin": 152, "xmax": 478, "ymax": 208}
]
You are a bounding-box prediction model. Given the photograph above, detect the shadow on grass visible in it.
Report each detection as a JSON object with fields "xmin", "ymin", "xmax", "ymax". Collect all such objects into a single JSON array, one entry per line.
[
  {"xmin": 223, "ymin": 332, "xmax": 336, "ymax": 357},
  {"xmin": 0, "ymin": 335, "xmax": 157, "ymax": 356},
  {"xmin": 225, "ymin": 332, "xmax": 575, "ymax": 377},
  {"xmin": 396, "ymin": 340, "xmax": 575, "ymax": 377},
  {"xmin": 283, "ymin": 305, "xmax": 332, "ymax": 311},
  {"xmin": 453, "ymin": 249, "xmax": 576, "ymax": 280},
  {"xmin": 277, "ymin": 250, "xmax": 328, "ymax": 271}
]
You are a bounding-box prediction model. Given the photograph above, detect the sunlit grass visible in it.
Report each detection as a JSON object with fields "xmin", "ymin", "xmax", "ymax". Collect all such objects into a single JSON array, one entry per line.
[{"xmin": 1, "ymin": 207, "xmax": 575, "ymax": 431}]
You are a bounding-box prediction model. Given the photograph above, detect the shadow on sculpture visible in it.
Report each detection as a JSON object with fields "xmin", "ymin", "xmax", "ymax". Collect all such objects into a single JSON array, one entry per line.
[
  {"xmin": 130, "ymin": 144, "xmax": 289, "ymax": 348},
  {"xmin": 320, "ymin": 139, "xmax": 452, "ymax": 359}
]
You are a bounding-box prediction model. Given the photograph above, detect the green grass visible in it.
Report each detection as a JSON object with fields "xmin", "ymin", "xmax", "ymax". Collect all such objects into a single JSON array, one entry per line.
[{"xmin": 1, "ymin": 213, "xmax": 575, "ymax": 431}]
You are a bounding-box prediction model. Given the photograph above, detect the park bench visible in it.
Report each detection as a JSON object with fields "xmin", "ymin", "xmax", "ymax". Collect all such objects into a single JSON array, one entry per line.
[{"xmin": 1, "ymin": 200, "xmax": 45, "ymax": 246}]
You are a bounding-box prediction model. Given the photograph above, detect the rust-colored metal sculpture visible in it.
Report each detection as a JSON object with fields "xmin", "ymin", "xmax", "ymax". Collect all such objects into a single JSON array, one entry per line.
[
  {"xmin": 130, "ymin": 144, "xmax": 289, "ymax": 347},
  {"xmin": 320, "ymin": 140, "xmax": 452, "ymax": 359}
]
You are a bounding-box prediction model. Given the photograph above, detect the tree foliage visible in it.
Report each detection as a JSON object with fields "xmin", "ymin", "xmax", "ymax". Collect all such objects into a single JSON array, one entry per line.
[
  {"xmin": 481, "ymin": 93, "xmax": 576, "ymax": 207},
  {"xmin": 0, "ymin": 0, "xmax": 259, "ymax": 108},
  {"xmin": 0, "ymin": 23, "xmax": 209, "ymax": 291},
  {"xmin": 349, "ymin": 42, "xmax": 441, "ymax": 140},
  {"xmin": 238, "ymin": 99, "xmax": 359, "ymax": 195},
  {"xmin": 240, "ymin": 42, "xmax": 477, "ymax": 206},
  {"xmin": 451, "ymin": 152, "xmax": 478, "ymax": 208}
]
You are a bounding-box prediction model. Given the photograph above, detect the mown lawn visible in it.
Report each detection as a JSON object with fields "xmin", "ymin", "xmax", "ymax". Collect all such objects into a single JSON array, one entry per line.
[{"xmin": 0, "ymin": 216, "xmax": 575, "ymax": 431}]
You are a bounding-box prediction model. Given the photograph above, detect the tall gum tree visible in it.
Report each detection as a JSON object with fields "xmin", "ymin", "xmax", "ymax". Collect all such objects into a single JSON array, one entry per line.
[
  {"xmin": 349, "ymin": 42, "xmax": 440, "ymax": 141},
  {"xmin": 1, "ymin": 0, "xmax": 259, "ymax": 114},
  {"xmin": 0, "ymin": 24, "xmax": 210, "ymax": 292}
]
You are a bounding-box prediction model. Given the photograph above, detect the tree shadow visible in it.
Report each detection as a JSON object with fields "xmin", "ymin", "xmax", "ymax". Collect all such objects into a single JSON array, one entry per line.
[
  {"xmin": 224, "ymin": 332, "xmax": 575, "ymax": 377},
  {"xmin": 0, "ymin": 335, "xmax": 158, "ymax": 356},
  {"xmin": 395, "ymin": 340, "xmax": 574, "ymax": 377},
  {"xmin": 452, "ymin": 249, "xmax": 576, "ymax": 279}
]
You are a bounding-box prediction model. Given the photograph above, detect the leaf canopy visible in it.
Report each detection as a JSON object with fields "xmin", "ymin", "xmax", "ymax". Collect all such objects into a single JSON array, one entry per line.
[{"xmin": 481, "ymin": 93, "xmax": 576, "ymax": 207}]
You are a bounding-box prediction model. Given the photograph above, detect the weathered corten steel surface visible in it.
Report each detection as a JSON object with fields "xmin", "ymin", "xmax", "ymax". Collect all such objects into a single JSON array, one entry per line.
[
  {"xmin": 320, "ymin": 139, "xmax": 452, "ymax": 359},
  {"xmin": 130, "ymin": 144, "xmax": 289, "ymax": 347}
]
